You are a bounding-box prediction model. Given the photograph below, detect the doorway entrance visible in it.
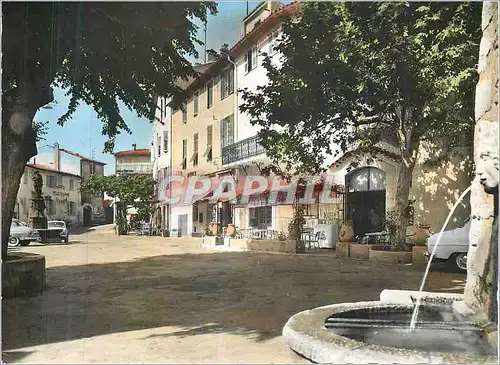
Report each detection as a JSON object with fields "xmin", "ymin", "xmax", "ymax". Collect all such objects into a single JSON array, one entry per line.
[
  {"xmin": 178, "ymin": 214, "xmax": 188, "ymax": 237},
  {"xmin": 83, "ymin": 206, "xmax": 92, "ymax": 226},
  {"xmin": 346, "ymin": 167, "xmax": 386, "ymax": 239}
]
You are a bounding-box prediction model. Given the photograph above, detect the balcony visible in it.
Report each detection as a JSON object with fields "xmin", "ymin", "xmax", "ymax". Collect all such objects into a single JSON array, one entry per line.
[{"xmin": 222, "ymin": 135, "xmax": 266, "ymax": 166}]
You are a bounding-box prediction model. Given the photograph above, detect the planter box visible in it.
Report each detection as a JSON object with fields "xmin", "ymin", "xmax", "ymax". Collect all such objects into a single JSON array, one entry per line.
[
  {"xmin": 336, "ymin": 241, "xmax": 351, "ymax": 258},
  {"xmin": 229, "ymin": 238, "xmax": 250, "ymax": 250},
  {"xmin": 412, "ymin": 246, "xmax": 427, "ymax": 264},
  {"xmin": 349, "ymin": 243, "xmax": 370, "ymax": 260},
  {"xmin": 369, "ymin": 247, "xmax": 412, "ymax": 264},
  {"xmin": 203, "ymin": 236, "xmax": 223, "ymax": 246},
  {"xmin": 248, "ymin": 239, "xmax": 298, "ymax": 254}
]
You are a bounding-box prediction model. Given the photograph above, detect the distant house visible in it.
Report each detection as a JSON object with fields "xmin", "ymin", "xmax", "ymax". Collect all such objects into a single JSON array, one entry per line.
[
  {"xmin": 113, "ymin": 145, "xmax": 153, "ymax": 222},
  {"xmin": 115, "ymin": 145, "xmax": 152, "ymax": 175},
  {"xmin": 58, "ymin": 147, "xmax": 107, "ymax": 226},
  {"xmin": 15, "ymin": 164, "xmax": 82, "ymax": 225}
]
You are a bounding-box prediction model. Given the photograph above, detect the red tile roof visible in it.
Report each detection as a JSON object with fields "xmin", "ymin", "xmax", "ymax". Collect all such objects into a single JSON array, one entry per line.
[
  {"xmin": 58, "ymin": 148, "xmax": 107, "ymax": 165},
  {"xmin": 114, "ymin": 148, "xmax": 151, "ymax": 157},
  {"xmin": 26, "ymin": 163, "xmax": 82, "ymax": 178}
]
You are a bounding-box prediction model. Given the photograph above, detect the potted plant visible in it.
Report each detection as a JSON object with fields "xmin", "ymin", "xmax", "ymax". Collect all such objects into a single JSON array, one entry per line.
[
  {"xmin": 338, "ymin": 220, "xmax": 354, "ymax": 242},
  {"xmin": 161, "ymin": 228, "xmax": 170, "ymax": 237}
]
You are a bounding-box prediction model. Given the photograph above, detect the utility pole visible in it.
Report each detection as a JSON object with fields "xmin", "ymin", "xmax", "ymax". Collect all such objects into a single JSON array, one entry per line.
[
  {"xmin": 247, "ymin": 1, "xmax": 249, "ymax": 15},
  {"xmin": 204, "ymin": 22, "xmax": 207, "ymax": 63}
]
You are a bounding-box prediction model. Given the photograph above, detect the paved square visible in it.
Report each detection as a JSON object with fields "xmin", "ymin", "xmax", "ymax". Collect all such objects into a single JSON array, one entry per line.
[{"xmin": 2, "ymin": 225, "xmax": 465, "ymax": 363}]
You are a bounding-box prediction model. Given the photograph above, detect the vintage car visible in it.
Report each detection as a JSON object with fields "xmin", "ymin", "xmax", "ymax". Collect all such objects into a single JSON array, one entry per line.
[
  {"xmin": 47, "ymin": 220, "xmax": 70, "ymax": 243},
  {"xmin": 426, "ymin": 219, "xmax": 470, "ymax": 272},
  {"xmin": 9, "ymin": 219, "xmax": 41, "ymax": 247}
]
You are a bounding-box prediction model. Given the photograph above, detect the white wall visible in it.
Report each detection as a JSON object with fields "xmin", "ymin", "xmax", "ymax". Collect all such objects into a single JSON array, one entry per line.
[
  {"xmin": 16, "ymin": 166, "xmax": 82, "ymax": 225},
  {"xmin": 170, "ymin": 205, "xmax": 193, "ymax": 236},
  {"xmin": 236, "ymin": 27, "xmax": 283, "ymax": 142}
]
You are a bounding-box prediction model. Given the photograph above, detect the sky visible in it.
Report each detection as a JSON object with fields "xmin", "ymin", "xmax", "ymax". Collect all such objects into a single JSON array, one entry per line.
[{"xmin": 34, "ymin": 1, "xmax": 264, "ymax": 176}]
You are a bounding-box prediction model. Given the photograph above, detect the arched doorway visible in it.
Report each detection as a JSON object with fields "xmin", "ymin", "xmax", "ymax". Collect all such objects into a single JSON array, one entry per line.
[
  {"xmin": 83, "ymin": 206, "xmax": 92, "ymax": 226},
  {"xmin": 346, "ymin": 167, "xmax": 386, "ymax": 239}
]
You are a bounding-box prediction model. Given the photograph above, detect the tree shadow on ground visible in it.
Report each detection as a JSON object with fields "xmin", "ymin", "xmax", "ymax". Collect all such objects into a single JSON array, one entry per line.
[
  {"xmin": 2, "ymin": 350, "xmax": 36, "ymax": 363},
  {"xmin": 2, "ymin": 251, "xmax": 464, "ymax": 351}
]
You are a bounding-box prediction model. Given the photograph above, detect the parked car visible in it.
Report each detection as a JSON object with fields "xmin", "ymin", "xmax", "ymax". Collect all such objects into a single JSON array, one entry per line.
[
  {"xmin": 47, "ymin": 220, "xmax": 70, "ymax": 243},
  {"xmin": 9, "ymin": 219, "xmax": 41, "ymax": 247},
  {"xmin": 426, "ymin": 218, "xmax": 470, "ymax": 272}
]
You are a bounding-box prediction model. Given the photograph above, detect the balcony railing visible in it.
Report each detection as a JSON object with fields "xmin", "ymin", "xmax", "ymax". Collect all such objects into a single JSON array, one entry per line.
[{"xmin": 222, "ymin": 135, "xmax": 266, "ymax": 165}]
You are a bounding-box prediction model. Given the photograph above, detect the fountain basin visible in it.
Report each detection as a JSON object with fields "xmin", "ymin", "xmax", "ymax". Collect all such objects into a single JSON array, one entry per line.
[{"xmin": 282, "ymin": 301, "xmax": 496, "ymax": 364}]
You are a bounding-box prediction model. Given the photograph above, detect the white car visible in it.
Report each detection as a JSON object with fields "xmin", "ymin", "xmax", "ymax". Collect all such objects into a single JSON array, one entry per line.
[
  {"xmin": 47, "ymin": 220, "xmax": 70, "ymax": 243},
  {"xmin": 426, "ymin": 219, "xmax": 470, "ymax": 272},
  {"xmin": 9, "ymin": 219, "xmax": 41, "ymax": 247}
]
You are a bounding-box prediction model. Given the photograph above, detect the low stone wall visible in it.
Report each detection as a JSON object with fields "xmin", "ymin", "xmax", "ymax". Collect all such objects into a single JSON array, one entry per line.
[
  {"xmin": 411, "ymin": 246, "xmax": 427, "ymax": 264},
  {"xmin": 248, "ymin": 239, "xmax": 298, "ymax": 254},
  {"xmin": 369, "ymin": 248, "xmax": 412, "ymax": 264},
  {"xmin": 2, "ymin": 252, "xmax": 46, "ymax": 298},
  {"xmin": 336, "ymin": 241, "xmax": 351, "ymax": 258},
  {"xmin": 349, "ymin": 244, "xmax": 370, "ymax": 260},
  {"xmin": 338, "ymin": 243, "xmax": 425, "ymax": 265}
]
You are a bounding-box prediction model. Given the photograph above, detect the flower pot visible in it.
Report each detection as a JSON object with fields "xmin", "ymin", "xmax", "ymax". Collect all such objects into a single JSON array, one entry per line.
[
  {"xmin": 226, "ymin": 224, "xmax": 235, "ymax": 236},
  {"xmin": 414, "ymin": 225, "xmax": 430, "ymax": 246},
  {"xmin": 339, "ymin": 224, "xmax": 354, "ymax": 242},
  {"xmin": 162, "ymin": 229, "xmax": 170, "ymax": 238}
]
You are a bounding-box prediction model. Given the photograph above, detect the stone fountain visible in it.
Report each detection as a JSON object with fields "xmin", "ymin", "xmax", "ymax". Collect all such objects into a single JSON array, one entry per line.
[
  {"xmin": 29, "ymin": 170, "xmax": 48, "ymax": 230},
  {"xmin": 283, "ymin": 3, "xmax": 498, "ymax": 363}
]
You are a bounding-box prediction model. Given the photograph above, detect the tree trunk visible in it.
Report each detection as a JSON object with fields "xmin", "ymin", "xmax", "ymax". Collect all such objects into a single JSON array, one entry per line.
[
  {"xmin": 2, "ymin": 86, "xmax": 53, "ymax": 259},
  {"xmin": 391, "ymin": 157, "xmax": 416, "ymax": 250},
  {"xmin": 2, "ymin": 106, "xmax": 40, "ymax": 259}
]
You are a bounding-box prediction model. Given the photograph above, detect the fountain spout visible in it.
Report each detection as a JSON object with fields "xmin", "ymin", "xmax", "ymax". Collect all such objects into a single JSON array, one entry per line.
[{"xmin": 409, "ymin": 185, "xmax": 472, "ymax": 330}]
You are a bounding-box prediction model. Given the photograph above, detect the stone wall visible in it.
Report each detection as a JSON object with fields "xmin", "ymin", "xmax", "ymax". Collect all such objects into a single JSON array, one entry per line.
[
  {"xmin": 464, "ymin": 2, "xmax": 499, "ymax": 321},
  {"xmin": 247, "ymin": 239, "xmax": 298, "ymax": 254}
]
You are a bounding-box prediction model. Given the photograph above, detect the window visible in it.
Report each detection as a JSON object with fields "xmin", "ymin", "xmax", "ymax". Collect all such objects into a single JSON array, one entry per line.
[
  {"xmin": 182, "ymin": 139, "xmax": 187, "ymax": 169},
  {"xmin": 268, "ymin": 29, "xmax": 279, "ymax": 55},
  {"xmin": 204, "ymin": 125, "xmax": 213, "ymax": 162},
  {"xmin": 68, "ymin": 201, "xmax": 75, "ymax": 215},
  {"xmin": 249, "ymin": 206, "xmax": 272, "ymax": 228},
  {"xmin": 69, "ymin": 179, "xmax": 74, "ymax": 190},
  {"xmin": 206, "ymin": 80, "xmax": 213, "ymax": 109},
  {"xmin": 47, "ymin": 200, "xmax": 56, "ymax": 215},
  {"xmin": 193, "ymin": 203, "xmax": 199, "ymax": 222},
  {"xmin": 48, "ymin": 175, "xmax": 56, "ymax": 188},
  {"xmin": 193, "ymin": 91, "xmax": 199, "ymax": 116},
  {"xmin": 57, "ymin": 176, "xmax": 63, "ymax": 186},
  {"xmin": 220, "ymin": 67, "xmax": 234, "ymax": 99},
  {"xmin": 190, "ymin": 133, "xmax": 199, "ymax": 166},
  {"xmin": 220, "ymin": 115, "xmax": 234, "ymax": 148},
  {"xmin": 182, "ymin": 103, "xmax": 187, "ymax": 124},
  {"xmin": 245, "ymin": 47, "xmax": 258, "ymax": 73},
  {"xmin": 163, "ymin": 131, "xmax": 169, "ymax": 153}
]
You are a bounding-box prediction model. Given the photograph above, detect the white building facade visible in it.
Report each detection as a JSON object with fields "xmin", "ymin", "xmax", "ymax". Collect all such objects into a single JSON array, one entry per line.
[
  {"xmin": 15, "ymin": 164, "xmax": 82, "ymax": 225},
  {"xmin": 151, "ymin": 95, "xmax": 172, "ymax": 230}
]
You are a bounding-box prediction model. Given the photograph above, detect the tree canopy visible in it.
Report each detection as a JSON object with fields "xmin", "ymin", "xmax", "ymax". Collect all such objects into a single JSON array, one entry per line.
[
  {"xmin": 3, "ymin": 2, "xmax": 217, "ymax": 152},
  {"xmin": 82, "ymin": 174, "xmax": 157, "ymax": 234},
  {"xmin": 2, "ymin": 2, "xmax": 217, "ymax": 255},
  {"xmin": 240, "ymin": 2, "xmax": 481, "ymax": 245}
]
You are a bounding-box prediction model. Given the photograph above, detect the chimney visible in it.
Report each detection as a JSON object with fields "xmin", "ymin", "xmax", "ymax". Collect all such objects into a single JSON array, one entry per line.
[
  {"xmin": 54, "ymin": 143, "xmax": 61, "ymax": 171},
  {"xmin": 132, "ymin": 144, "xmax": 137, "ymax": 150},
  {"xmin": 207, "ymin": 53, "xmax": 218, "ymax": 62}
]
